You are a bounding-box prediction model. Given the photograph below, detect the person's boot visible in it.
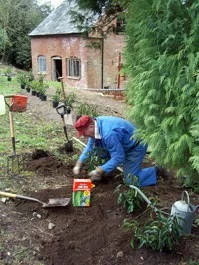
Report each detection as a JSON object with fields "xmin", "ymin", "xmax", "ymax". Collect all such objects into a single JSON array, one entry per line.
[{"xmin": 155, "ymin": 166, "xmax": 170, "ymax": 180}]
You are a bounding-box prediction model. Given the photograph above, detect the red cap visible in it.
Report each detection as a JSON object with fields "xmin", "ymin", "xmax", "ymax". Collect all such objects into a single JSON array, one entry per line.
[{"xmin": 74, "ymin": 116, "xmax": 93, "ymax": 137}]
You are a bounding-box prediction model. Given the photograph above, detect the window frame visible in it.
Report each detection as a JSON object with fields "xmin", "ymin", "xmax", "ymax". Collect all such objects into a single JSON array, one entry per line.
[
  {"xmin": 66, "ymin": 57, "xmax": 81, "ymax": 79},
  {"xmin": 38, "ymin": 55, "xmax": 47, "ymax": 73}
]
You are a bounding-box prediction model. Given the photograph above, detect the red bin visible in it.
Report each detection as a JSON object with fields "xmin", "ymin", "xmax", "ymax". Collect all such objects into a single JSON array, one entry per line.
[{"xmin": 10, "ymin": 95, "xmax": 28, "ymax": 112}]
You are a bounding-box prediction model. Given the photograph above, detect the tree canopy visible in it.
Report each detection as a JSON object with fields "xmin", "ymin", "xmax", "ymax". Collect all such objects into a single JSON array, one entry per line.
[{"xmin": 0, "ymin": 0, "xmax": 51, "ymax": 69}]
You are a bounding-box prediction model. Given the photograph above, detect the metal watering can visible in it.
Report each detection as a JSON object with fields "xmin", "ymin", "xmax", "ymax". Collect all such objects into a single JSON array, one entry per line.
[
  {"xmin": 129, "ymin": 186, "xmax": 199, "ymax": 235},
  {"xmin": 171, "ymin": 191, "xmax": 199, "ymax": 235}
]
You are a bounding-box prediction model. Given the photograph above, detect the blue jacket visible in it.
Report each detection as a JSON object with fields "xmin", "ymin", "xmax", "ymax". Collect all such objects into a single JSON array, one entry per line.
[{"xmin": 79, "ymin": 116, "xmax": 141, "ymax": 173}]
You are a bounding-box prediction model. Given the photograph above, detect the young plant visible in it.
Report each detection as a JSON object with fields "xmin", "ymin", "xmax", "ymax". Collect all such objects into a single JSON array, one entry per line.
[
  {"xmin": 17, "ymin": 72, "xmax": 27, "ymax": 85},
  {"xmin": 64, "ymin": 92, "xmax": 77, "ymax": 111},
  {"xmin": 76, "ymin": 102, "xmax": 99, "ymax": 117},
  {"xmin": 123, "ymin": 209, "xmax": 182, "ymax": 252},
  {"xmin": 85, "ymin": 147, "xmax": 109, "ymax": 171},
  {"xmin": 39, "ymin": 83, "xmax": 49, "ymax": 96},
  {"xmin": 4, "ymin": 67, "xmax": 12, "ymax": 76},
  {"xmin": 37, "ymin": 72, "xmax": 46, "ymax": 83},
  {"xmin": 30, "ymin": 80, "xmax": 40, "ymax": 92},
  {"xmin": 115, "ymin": 181, "xmax": 143, "ymax": 213},
  {"xmin": 27, "ymin": 70, "xmax": 34, "ymax": 82},
  {"xmin": 52, "ymin": 88, "xmax": 62, "ymax": 102}
]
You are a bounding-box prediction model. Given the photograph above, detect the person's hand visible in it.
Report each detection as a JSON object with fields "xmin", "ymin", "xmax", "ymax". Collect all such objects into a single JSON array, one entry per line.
[
  {"xmin": 73, "ymin": 161, "xmax": 82, "ymax": 175},
  {"xmin": 88, "ymin": 167, "xmax": 104, "ymax": 181}
]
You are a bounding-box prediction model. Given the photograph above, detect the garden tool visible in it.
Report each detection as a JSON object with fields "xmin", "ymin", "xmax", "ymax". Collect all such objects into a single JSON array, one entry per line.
[
  {"xmin": 0, "ymin": 191, "xmax": 71, "ymax": 208},
  {"xmin": 58, "ymin": 76, "xmax": 66, "ymax": 103},
  {"xmin": 56, "ymin": 103, "xmax": 73, "ymax": 152},
  {"xmin": 4, "ymin": 95, "xmax": 24, "ymax": 176},
  {"xmin": 58, "ymin": 76, "xmax": 72, "ymax": 113}
]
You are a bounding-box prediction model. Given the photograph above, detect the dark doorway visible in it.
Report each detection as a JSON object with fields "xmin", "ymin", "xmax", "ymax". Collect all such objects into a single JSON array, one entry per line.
[{"xmin": 52, "ymin": 57, "xmax": 62, "ymax": 81}]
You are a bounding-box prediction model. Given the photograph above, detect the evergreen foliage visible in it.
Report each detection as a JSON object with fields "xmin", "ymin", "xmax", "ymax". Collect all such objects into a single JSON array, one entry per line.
[
  {"xmin": 76, "ymin": 0, "xmax": 128, "ymax": 16},
  {"xmin": 125, "ymin": 0, "xmax": 199, "ymax": 190},
  {"xmin": 72, "ymin": 0, "xmax": 129, "ymax": 34}
]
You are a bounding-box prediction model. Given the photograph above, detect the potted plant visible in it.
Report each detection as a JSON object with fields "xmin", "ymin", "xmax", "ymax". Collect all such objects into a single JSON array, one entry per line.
[
  {"xmin": 17, "ymin": 72, "xmax": 27, "ymax": 89},
  {"xmin": 39, "ymin": 83, "xmax": 49, "ymax": 101},
  {"xmin": 30, "ymin": 80, "xmax": 40, "ymax": 96},
  {"xmin": 27, "ymin": 70, "xmax": 34, "ymax": 82},
  {"xmin": 52, "ymin": 88, "xmax": 61, "ymax": 108},
  {"xmin": 38, "ymin": 72, "xmax": 46, "ymax": 84},
  {"xmin": 25, "ymin": 81, "xmax": 31, "ymax": 93},
  {"xmin": 64, "ymin": 92, "xmax": 77, "ymax": 114},
  {"xmin": 5, "ymin": 68, "xmax": 12, "ymax": 81}
]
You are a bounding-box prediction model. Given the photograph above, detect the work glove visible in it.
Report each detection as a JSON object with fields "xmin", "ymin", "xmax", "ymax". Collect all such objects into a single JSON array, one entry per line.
[
  {"xmin": 88, "ymin": 167, "xmax": 104, "ymax": 182},
  {"xmin": 73, "ymin": 161, "xmax": 83, "ymax": 175}
]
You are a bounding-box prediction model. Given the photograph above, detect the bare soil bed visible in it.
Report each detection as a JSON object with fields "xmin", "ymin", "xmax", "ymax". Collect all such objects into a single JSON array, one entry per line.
[{"xmin": 0, "ymin": 88, "xmax": 198, "ymax": 265}]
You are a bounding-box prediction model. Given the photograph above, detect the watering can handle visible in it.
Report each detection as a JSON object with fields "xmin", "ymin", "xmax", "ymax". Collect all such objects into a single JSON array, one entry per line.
[
  {"xmin": 196, "ymin": 205, "xmax": 199, "ymax": 212},
  {"xmin": 181, "ymin": 190, "xmax": 190, "ymax": 205}
]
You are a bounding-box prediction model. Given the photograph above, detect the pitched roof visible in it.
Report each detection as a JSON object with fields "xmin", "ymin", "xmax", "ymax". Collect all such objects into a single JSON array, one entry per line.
[{"xmin": 29, "ymin": 0, "xmax": 94, "ymax": 36}]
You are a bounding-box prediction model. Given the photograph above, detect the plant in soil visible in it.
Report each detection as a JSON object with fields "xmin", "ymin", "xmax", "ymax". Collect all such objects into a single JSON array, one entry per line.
[
  {"xmin": 84, "ymin": 147, "xmax": 109, "ymax": 171},
  {"xmin": 52, "ymin": 87, "xmax": 62, "ymax": 105},
  {"xmin": 123, "ymin": 208, "xmax": 182, "ymax": 252},
  {"xmin": 16, "ymin": 72, "xmax": 27, "ymax": 88},
  {"xmin": 27, "ymin": 70, "xmax": 34, "ymax": 82},
  {"xmin": 4, "ymin": 67, "xmax": 12, "ymax": 81},
  {"xmin": 37, "ymin": 72, "xmax": 46, "ymax": 83},
  {"xmin": 64, "ymin": 92, "xmax": 77, "ymax": 112},
  {"xmin": 30, "ymin": 80, "xmax": 40, "ymax": 94},
  {"xmin": 4, "ymin": 67, "xmax": 12, "ymax": 76},
  {"xmin": 25, "ymin": 81, "xmax": 31, "ymax": 92},
  {"xmin": 76, "ymin": 102, "xmax": 99, "ymax": 117},
  {"xmin": 115, "ymin": 181, "xmax": 144, "ymax": 213},
  {"xmin": 39, "ymin": 82, "xmax": 49, "ymax": 98}
]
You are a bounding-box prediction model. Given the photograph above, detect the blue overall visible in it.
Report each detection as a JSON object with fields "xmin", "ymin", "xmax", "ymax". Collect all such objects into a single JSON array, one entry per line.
[{"xmin": 79, "ymin": 116, "xmax": 157, "ymax": 187}]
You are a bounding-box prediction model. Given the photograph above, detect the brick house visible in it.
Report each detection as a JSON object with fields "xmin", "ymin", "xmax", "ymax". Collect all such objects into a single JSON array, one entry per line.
[{"xmin": 29, "ymin": 0, "xmax": 126, "ymax": 89}]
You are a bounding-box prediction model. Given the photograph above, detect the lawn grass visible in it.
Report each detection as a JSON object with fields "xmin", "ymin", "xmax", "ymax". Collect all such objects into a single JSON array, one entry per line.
[
  {"xmin": 1, "ymin": 76, "xmax": 56, "ymax": 151},
  {"xmin": 0, "ymin": 75, "xmax": 78, "ymax": 171}
]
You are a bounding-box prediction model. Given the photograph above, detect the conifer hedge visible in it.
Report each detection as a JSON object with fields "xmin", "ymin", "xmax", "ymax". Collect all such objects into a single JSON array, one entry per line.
[{"xmin": 125, "ymin": 0, "xmax": 199, "ymax": 190}]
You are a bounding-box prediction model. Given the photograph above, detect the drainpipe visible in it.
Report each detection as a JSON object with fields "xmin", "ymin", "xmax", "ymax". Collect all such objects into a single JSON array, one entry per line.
[
  {"xmin": 117, "ymin": 52, "xmax": 122, "ymax": 89},
  {"xmin": 101, "ymin": 38, "xmax": 104, "ymax": 89}
]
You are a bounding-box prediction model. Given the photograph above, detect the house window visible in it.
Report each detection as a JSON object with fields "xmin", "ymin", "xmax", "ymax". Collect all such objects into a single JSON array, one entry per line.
[
  {"xmin": 66, "ymin": 57, "xmax": 81, "ymax": 79},
  {"xmin": 116, "ymin": 18, "xmax": 126, "ymax": 34},
  {"xmin": 38, "ymin": 56, "xmax": 47, "ymax": 73}
]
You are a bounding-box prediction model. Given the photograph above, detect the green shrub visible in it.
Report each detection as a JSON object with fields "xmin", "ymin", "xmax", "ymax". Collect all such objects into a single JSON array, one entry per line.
[
  {"xmin": 115, "ymin": 181, "xmax": 143, "ymax": 213},
  {"xmin": 64, "ymin": 92, "xmax": 77, "ymax": 109},
  {"xmin": 16, "ymin": 72, "xmax": 27, "ymax": 85},
  {"xmin": 125, "ymin": 0, "xmax": 199, "ymax": 190},
  {"xmin": 123, "ymin": 209, "xmax": 181, "ymax": 252},
  {"xmin": 84, "ymin": 147, "xmax": 109, "ymax": 171},
  {"xmin": 52, "ymin": 88, "xmax": 62, "ymax": 102},
  {"xmin": 76, "ymin": 102, "xmax": 99, "ymax": 117}
]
